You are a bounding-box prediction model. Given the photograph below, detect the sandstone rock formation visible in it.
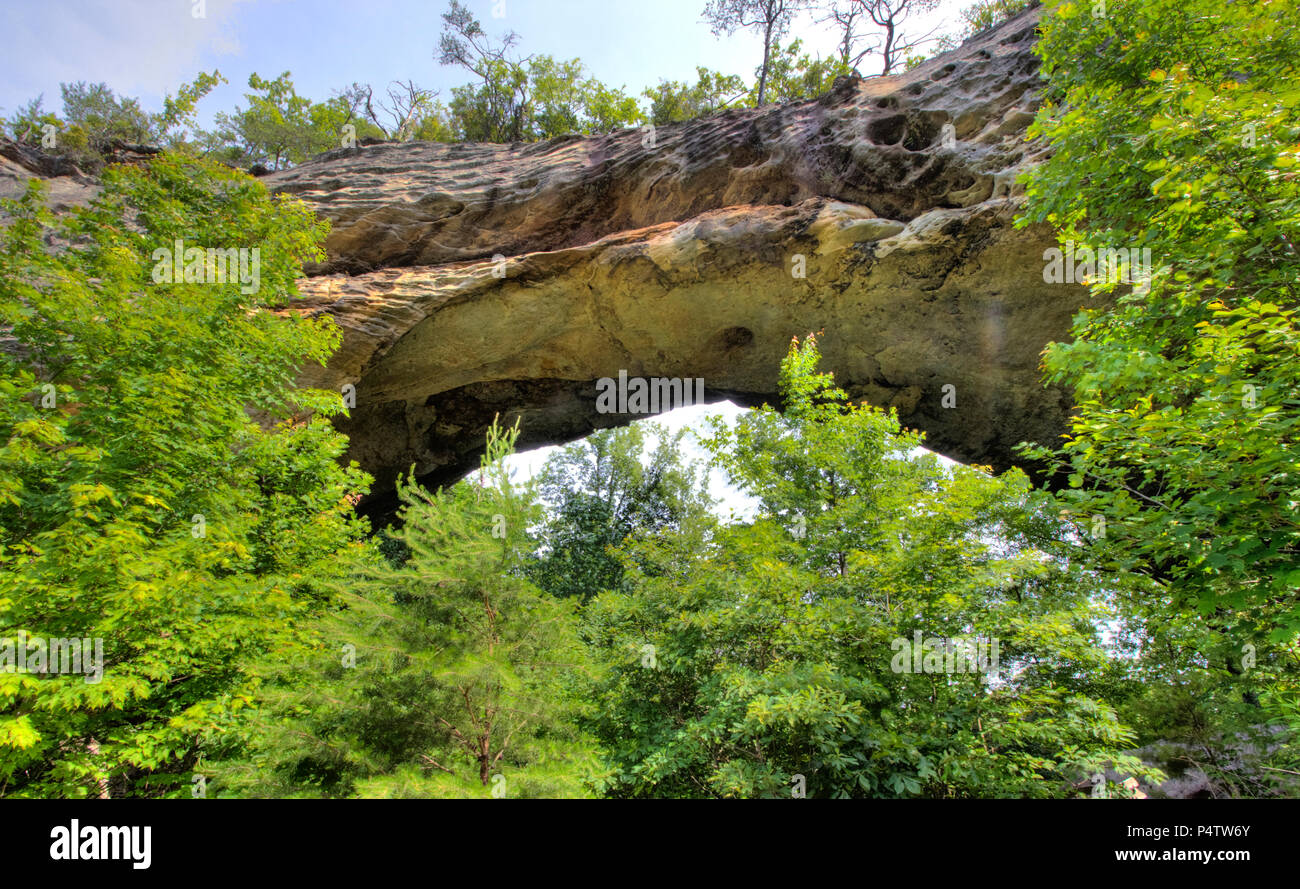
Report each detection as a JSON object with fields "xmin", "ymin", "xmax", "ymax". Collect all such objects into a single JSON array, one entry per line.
[
  {"xmin": 264, "ymin": 3, "xmax": 1092, "ymax": 511},
  {"xmin": 0, "ymin": 139, "xmax": 100, "ymax": 209},
  {"xmin": 3, "ymin": 4, "xmax": 1091, "ymax": 512}
]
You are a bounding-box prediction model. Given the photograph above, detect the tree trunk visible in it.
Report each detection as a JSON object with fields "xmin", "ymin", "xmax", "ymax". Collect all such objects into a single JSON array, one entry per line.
[
  {"xmin": 758, "ymin": 21, "xmax": 775, "ymax": 106},
  {"xmin": 882, "ymin": 20, "xmax": 897, "ymax": 75},
  {"xmin": 87, "ymin": 738, "xmax": 110, "ymax": 799}
]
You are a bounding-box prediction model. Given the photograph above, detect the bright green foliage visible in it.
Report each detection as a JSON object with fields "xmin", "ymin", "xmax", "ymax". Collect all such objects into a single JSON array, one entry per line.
[
  {"xmin": 528, "ymin": 56, "xmax": 645, "ymax": 138},
  {"xmin": 584, "ymin": 336, "xmax": 1154, "ymax": 797},
  {"xmin": 443, "ymin": 53, "xmax": 644, "ymax": 142},
  {"xmin": 408, "ymin": 104, "xmax": 460, "ymax": 143},
  {"xmin": 959, "ymin": 0, "xmax": 1032, "ymax": 36},
  {"xmin": 0, "ymin": 154, "xmax": 370, "ymax": 797},
  {"xmin": 642, "ymin": 68, "xmax": 751, "ymax": 125},
  {"xmin": 9, "ymin": 0, "xmax": 1298, "ymax": 802},
  {"xmin": 526, "ymin": 423, "xmax": 715, "ymax": 601},
  {"xmin": 1018, "ymin": 0, "xmax": 1300, "ymax": 642},
  {"xmin": 210, "ymin": 422, "xmax": 600, "ymax": 798},
  {"xmin": 154, "ymin": 72, "xmax": 228, "ymax": 148},
  {"xmin": 754, "ymin": 40, "xmax": 854, "ymax": 105},
  {"xmin": 201, "ymin": 72, "xmax": 376, "ymax": 170},
  {"xmin": 438, "ymin": 1, "xmax": 643, "ymax": 142},
  {"xmin": 4, "ymin": 74, "xmax": 225, "ymax": 163}
]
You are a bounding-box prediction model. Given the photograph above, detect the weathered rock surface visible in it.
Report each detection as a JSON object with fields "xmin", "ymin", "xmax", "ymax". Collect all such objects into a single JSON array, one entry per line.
[
  {"xmin": 1105, "ymin": 728, "xmax": 1300, "ymax": 799},
  {"xmin": 265, "ymin": 3, "xmax": 1089, "ymax": 508},
  {"xmin": 5, "ymin": 4, "xmax": 1091, "ymax": 509},
  {"xmin": 0, "ymin": 138, "xmax": 162, "ymax": 209},
  {"xmin": 0, "ymin": 140, "xmax": 100, "ymax": 210}
]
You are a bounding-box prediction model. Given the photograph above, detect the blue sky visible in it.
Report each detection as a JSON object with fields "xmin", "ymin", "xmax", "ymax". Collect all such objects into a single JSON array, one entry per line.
[{"xmin": 1, "ymin": 0, "xmax": 962, "ymax": 128}]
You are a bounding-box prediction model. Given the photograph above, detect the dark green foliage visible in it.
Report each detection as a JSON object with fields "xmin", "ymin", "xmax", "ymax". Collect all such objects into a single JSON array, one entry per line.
[
  {"xmin": 526, "ymin": 423, "xmax": 715, "ymax": 600},
  {"xmin": 208, "ymin": 422, "xmax": 601, "ymax": 798}
]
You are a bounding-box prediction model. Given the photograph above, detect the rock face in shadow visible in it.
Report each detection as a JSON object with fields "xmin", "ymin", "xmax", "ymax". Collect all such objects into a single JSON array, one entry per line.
[{"xmin": 1106, "ymin": 728, "xmax": 1300, "ymax": 799}]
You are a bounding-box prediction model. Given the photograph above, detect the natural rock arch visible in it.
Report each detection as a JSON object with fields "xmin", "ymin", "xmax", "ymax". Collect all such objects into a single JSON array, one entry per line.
[{"xmin": 263, "ymin": 4, "xmax": 1090, "ymax": 511}]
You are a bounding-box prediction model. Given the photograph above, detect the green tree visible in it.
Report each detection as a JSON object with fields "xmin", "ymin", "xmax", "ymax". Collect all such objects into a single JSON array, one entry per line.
[
  {"xmin": 59, "ymin": 81, "xmax": 156, "ymax": 147},
  {"xmin": 818, "ymin": 0, "xmax": 943, "ymax": 76},
  {"xmin": 437, "ymin": 0, "xmax": 533, "ymax": 142},
  {"xmin": 2, "ymin": 96, "xmax": 65, "ymax": 148},
  {"xmin": 1018, "ymin": 0, "xmax": 1300, "ymax": 648},
  {"xmin": 958, "ymin": 0, "xmax": 1031, "ymax": 35},
  {"xmin": 437, "ymin": 3, "xmax": 642, "ymax": 141},
  {"xmin": 154, "ymin": 71, "xmax": 227, "ymax": 149},
  {"xmin": 339, "ymin": 81, "xmax": 442, "ymax": 143},
  {"xmin": 585, "ymin": 336, "xmax": 1153, "ymax": 797},
  {"xmin": 0, "ymin": 153, "xmax": 370, "ymax": 797},
  {"xmin": 209, "ymin": 422, "xmax": 600, "ymax": 798},
  {"xmin": 703, "ymin": 0, "xmax": 812, "ymax": 106},
  {"xmin": 527, "ymin": 423, "xmax": 715, "ymax": 601},
  {"xmin": 1017, "ymin": 0, "xmax": 1300, "ymax": 790},
  {"xmin": 4, "ymin": 73, "xmax": 224, "ymax": 163},
  {"xmin": 202, "ymin": 72, "xmax": 364, "ymax": 170},
  {"xmin": 642, "ymin": 67, "xmax": 750, "ymax": 125},
  {"xmin": 408, "ymin": 105, "xmax": 459, "ymax": 143},
  {"xmin": 756, "ymin": 39, "xmax": 854, "ymax": 104},
  {"xmin": 527, "ymin": 56, "xmax": 644, "ymax": 139}
]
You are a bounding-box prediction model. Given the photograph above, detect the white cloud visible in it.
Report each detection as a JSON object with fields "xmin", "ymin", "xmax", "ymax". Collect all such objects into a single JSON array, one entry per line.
[{"xmin": 1, "ymin": 0, "xmax": 254, "ymax": 113}]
